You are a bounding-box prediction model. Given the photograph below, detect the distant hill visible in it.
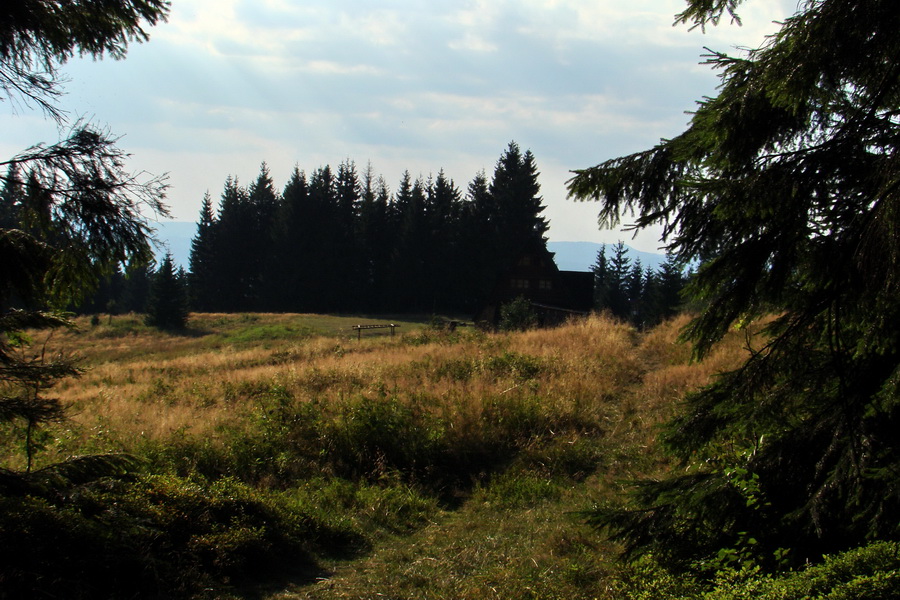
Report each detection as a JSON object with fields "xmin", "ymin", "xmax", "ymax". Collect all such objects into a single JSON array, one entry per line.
[
  {"xmin": 151, "ymin": 222, "xmax": 667, "ymax": 275},
  {"xmin": 548, "ymin": 241, "xmax": 665, "ymax": 273}
]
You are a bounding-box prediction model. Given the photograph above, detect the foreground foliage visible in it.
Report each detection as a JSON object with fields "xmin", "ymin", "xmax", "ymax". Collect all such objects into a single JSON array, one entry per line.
[
  {"xmin": 0, "ymin": 313, "xmax": 700, "ymax": 597},
  {"xmin": 2, "ymin": 313, "xmax": 897, "ymax": 598},
  {"xmin": 1, "ymin": 0, "xmax": 168, "ymax": 494},
  {"xmin": 617, "ymin": 541, "xmax": 900, "ymax": 600},
  {"xmin": 569, "ymin": 0, "xmax": 900, "ymax": 565}
]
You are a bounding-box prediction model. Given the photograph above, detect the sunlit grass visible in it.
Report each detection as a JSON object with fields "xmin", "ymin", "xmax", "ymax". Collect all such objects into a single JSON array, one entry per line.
[{"xmin": 2, "ymin": 311, "xmax": 761, "ymax": 598}]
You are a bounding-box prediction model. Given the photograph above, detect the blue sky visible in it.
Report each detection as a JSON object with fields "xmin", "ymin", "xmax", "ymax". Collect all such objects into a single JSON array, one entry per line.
[{"xmin": 2, "ymin": 0, "xmax": 796, "ymax": 252}]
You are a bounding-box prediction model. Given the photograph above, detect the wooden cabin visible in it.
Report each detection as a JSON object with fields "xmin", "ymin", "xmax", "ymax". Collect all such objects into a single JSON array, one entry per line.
[{"xmin": 475, "ymin": 247, "xmax": 594, "ymax": 328}]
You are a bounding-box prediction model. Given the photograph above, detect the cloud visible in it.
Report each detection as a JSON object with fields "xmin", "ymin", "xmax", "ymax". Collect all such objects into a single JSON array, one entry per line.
[{"xmin": 2, "ymin": 0, "xmax": 797, "ymax": 250}]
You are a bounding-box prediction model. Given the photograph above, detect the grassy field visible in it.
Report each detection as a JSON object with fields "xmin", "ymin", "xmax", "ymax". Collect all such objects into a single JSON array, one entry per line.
[{"xmin": 1, "ymin": 311, "xmax": 754, "ymax": 599}]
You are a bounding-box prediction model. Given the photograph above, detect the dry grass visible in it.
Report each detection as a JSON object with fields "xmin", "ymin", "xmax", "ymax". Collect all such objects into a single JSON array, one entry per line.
[
  {"xmin": 20, "ymin": 313, "xmax": 436, "ymax": 452},
  {"xmin": 6, "ymin": 311, "xmax": 758, "ymax": 467},
  {"xmin": 3, "ymin": 311, "xmax": 763, "ymax": 598},
  {"xmin": 28, "ymin": 315, "xmax": 590, "ymax": 450}
]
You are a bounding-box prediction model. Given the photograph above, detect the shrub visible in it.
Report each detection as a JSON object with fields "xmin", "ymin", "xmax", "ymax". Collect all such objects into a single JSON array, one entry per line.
[
  {"xmin": 499, "ymin": 296, "xmax": 538, "ymax": 331},
  {"xmin": 0, "ymin": 474, "xmax": 362, "ymax": 598},
  {"xmin": 612, "ymin": 542, "xmax": 900, "ymax": 600},
  {"xmin": 705, "ymin": 541, "xmax": 900, "ymax": 600},
  {"xmin": 322, "ymin": 395, "xmax": 446, "ymax": 483}
]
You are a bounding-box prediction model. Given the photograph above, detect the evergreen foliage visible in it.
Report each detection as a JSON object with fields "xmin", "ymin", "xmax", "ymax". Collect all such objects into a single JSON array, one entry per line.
[
  {"xmin": 618, "ymin": 541, "xmax": 900, "ymax": 600},
  {"xmin": 570, "ymin": 0, "xmax": 900, "ymax": 566},
  {"xmin": 484, "ymin": 142, "xmax": 550, "ymax": 293},
  {"xmin": 144, "ymin": 252, "xmax": 188, "ymax": 330},
  {"xmin": 0, "ymin": 1, "xmax": 168, "ymax": 479},
  {"xmin": 334, "ymin": 160, "xmax": 364, "ymax": 310},
  {"xmin": 213, "ymin": 176, "xmax": 255, "ymax": 311},
  {"xmin": 176, "ymin": 142, "xmax": 555, "ymax": 317},
  {"xmin": 120, "ymin": 258, "xmax": 153, "ymax": 313},
  {"xmin": 357, "ymin": 164, "xmax": 393, "ymax": 311},
  {"xmin": 499, "ymin": 296, "xmax": 539, "ymax": 331},
  {"xmin": 187, "ymin": 192, "xmax": 217, "ymax": 311},
  {"xmin": 592, "ymin": 244, "xmax": 688, "ymax": 328},
  {"xmin": 1, "ymin": 0, "xmax": 169, "ymax": 121},
  {"xmin": 460, "ymin": 170, "xmax": 497, "ymax": 312},
  {"xmin": 489, "ymin": 142, "xmax": 549, "ymax": 256}
]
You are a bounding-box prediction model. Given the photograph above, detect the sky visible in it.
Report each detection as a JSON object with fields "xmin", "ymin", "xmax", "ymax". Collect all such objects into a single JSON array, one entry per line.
[{"xmin": 2, "ymin": 0, "xmax": 798, "ymax": 253}]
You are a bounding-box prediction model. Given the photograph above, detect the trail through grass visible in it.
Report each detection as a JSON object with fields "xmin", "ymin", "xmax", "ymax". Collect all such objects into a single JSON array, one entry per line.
[
  {"xmin": 269, "ymin": 480, "xmax": 618, "ymax": 600},
  {"xmin": 1, "ymin": 311, "xmax": 756, "ymax": 598}
]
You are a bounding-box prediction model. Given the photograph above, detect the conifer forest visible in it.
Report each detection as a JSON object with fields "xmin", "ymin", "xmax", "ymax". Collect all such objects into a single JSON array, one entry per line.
[{"xmin": 78, "ymin": 146, "xmax": 688, "ymax": 327}]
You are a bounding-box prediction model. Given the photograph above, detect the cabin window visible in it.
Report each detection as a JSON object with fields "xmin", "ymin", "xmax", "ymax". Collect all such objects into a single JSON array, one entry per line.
[
  {"xmin": 539, "ymin": 279, "xmax": 552, "ymax": 290},
  {"xmin": 511, "ymin": 278, "xmax": 530, "ymax": 289}
]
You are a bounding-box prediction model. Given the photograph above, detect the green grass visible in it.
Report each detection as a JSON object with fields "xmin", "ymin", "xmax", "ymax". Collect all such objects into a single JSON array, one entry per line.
[
  {"xmin": 3, "ymin": 313, "xmax": 635, "ymax": 598},
  {"xmin": 66, "ymin": 312, "xmax": 440, "ymax": 357},
  {"xmin": 5, "ymin": 313, "xmax": 894, "ymax": 599}
]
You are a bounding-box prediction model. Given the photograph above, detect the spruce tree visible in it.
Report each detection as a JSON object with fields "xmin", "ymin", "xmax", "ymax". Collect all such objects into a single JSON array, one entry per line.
[
  {"xmin": 387, "ymin": 171, "xmax": 428, "ymax": 311},
  {"xmin": 357, "ymin": 164, "xmax": 392, "ymax": 311},
  {"xmin": 188, "ymin": 192, "xmax": 217, "ymax": 311},
  {"xmin": 461, "ymin": 142, "xmax": 552, "ymax": 314},
  {"xmin": 120, "ymin": 259, "xmax": 152, "ymax": 313},
  {"xmin": 247, "ymin": 163, "xmax": 280, "ymax": 309},
  {"xmin": 655, "ymin": 253, "xmax": 687, "ymax": 321},
  {"xmin": 639, "ymin": 264, "xmax": 661, "ymax": 328},
  {"xmin": 626, "ymin": 259, "xmax": 644, "ymax": 325},
  {"xmin": 591, "ymin": 246, "xmax": 610, "ymax": 310},
  {"xmin": 334, "ymin": 160, "xmax": 362, "ymax": 310},
  {"xmin": 212, "ymin": 177, "xmax": 254, "ymax": 310},
  {"xmin": 304, "ymin": 165, "xmax": 339, "ymax": 312},
  {"xmin": 569, "ymin": 0, "xmax": 900, "ymax": 565},
  {"xmin": 459, "ymin": 170, "xmax": 496, "ymax": 311},
  {"xmin": 489, "ymin": 141, "xmax": 549, "ymax": 261},
  {"xmin": 145, "ymin": 252, "xmax": 188, "ymax": 330},
  {"xmin": 269, "ymin": 167, "xmax": 310, "ymax": 311},
  {"xmin": 425, "ymin": 169, "xmax": 463, "ymax": 311},
  {"xmin": 606, "ymin": 241, "xmax": 631, "ymax": 320},
  {"xmin": 0, "ymin": 0, "xmax": 168, "ymax": 483}
]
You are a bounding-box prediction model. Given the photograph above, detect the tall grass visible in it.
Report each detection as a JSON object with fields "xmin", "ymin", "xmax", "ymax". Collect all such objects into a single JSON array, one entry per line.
[{"xmin": 0, "ymin": 311, "xmax": 757, "ymax": 598}]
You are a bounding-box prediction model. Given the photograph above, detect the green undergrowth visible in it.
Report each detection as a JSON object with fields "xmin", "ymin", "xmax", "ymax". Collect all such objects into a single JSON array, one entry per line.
[
  {"xmin": 0, "ymin": 344, "xmax": 617, "ymax": 598},
  {"xmin": 0, "ymin": 472, "xmax": 440, "ymax": 599},
  {"xmin": 122, "ymin": 379, "xmax": 607, "ymax": 500},
  {"xmin": 5, "ymin": 314, "xmax": 895, "ymax": 599},
  {"xmin": 612, "ymin": 541, "xmax": 900, "ymax": 600},
  {"xmin": 0, "ymin": 383, "xmax": 614, "ymax": 599}
]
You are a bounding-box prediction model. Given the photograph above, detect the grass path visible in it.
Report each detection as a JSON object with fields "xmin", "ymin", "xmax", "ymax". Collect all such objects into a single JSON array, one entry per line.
[
  {"xmin": 266, "ymin": 479, "xmax": 617, "ymax": 600},
  {"xmin": 6, "ymin": 312, "xmax": 751, "ymax": 598}
]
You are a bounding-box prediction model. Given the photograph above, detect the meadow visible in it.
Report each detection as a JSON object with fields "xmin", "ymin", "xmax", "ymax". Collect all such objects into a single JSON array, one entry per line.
[{"xmin": 8, "ymin": 311, "xmax": 882, "ymax": 599}]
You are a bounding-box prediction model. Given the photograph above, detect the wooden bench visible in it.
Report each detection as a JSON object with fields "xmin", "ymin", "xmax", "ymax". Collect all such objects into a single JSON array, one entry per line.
[{"xmin": 352, "ymin": 323, "xmax": 400, "ymax": 340}]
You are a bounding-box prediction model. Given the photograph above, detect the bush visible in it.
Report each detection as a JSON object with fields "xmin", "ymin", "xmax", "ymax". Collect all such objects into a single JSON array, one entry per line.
[
  {"xmin": 705, "ymin": 541, "xmax": 900, "ymax": 600},
  {"xmin": 499, "ymin": 296, "xmax": 538, "ymax": 331},
  {"xmin": 0, "ymin": 474, "xmax": 357, "ymax": 598},
  {"xmin": 322, "ymin": 395, "xmax": 447, "ymax": 483},
  {"xmin": 613, "ymin": 542, "xmax": 900, "ymax": 600}
]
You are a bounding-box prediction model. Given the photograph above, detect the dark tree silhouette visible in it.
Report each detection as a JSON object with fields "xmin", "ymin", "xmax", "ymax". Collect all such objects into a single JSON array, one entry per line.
[
  {"xmin": 570, "ymin": 0, "xmax": 900, "ymax": 566},
  {"xmin": 145, "ymin": 252, "xmax": 188, "ymax": 330},
  {"xmin": 0, "ymin": 0, "xmax": 169, "ymax": 482},
  {"xmin": 188, "ymin": 192, "xmax": 218, "ymax": 311}
]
